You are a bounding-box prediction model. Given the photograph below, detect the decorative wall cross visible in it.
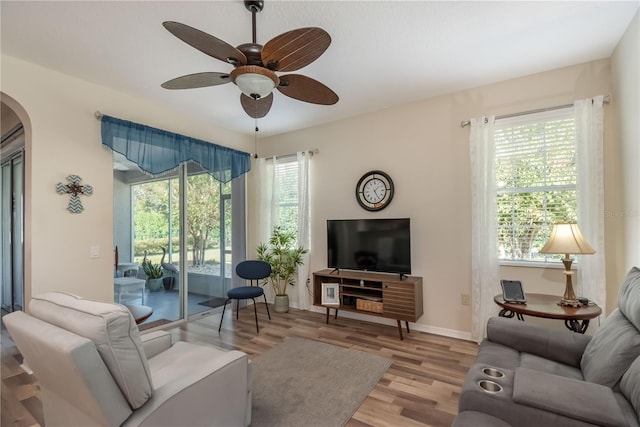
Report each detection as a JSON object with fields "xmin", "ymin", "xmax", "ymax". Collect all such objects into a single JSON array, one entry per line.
[{"xmin": 56, "ymin": 175, "xmax": 93, "ymax": 213}]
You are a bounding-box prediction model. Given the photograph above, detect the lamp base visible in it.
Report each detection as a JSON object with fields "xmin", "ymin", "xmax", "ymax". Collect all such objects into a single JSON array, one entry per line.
[
  {"xmin": 558, "ymin": 298, "xmax": 581, "ymax": 307},
  {"xmin": 558, "ymin": 255, "xmax": 580, "ymax": 307}
]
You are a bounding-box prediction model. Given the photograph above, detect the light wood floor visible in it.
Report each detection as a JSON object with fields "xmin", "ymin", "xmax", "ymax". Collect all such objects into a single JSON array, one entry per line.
[{"xmin": 1, "ymin": 305, "xmax": 478, "ymax": 427}]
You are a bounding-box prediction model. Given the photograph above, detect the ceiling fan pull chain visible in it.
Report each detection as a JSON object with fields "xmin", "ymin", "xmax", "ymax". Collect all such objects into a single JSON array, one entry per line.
[{"xmin": 254, "ymin": 117, "xmax": 259, "ymax": 158}]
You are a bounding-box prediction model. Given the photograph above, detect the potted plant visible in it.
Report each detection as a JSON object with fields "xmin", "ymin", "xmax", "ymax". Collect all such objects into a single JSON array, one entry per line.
[
  {"xmin": 142, "ymin": 258, "xmax": 164, "ymax": 292},
  {"xmin": 256, "ymin": 226, "xmax": 308, "ymax": 313}
]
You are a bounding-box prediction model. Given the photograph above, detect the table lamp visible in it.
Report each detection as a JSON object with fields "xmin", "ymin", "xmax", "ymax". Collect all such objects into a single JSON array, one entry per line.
[{"xmin": 539, "ymin": 223, "xmax": 595, "ymax": 307}]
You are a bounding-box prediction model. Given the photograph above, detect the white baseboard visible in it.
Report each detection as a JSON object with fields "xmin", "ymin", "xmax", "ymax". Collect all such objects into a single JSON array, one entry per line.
[
  {"xmin": 307, "ymin": 305, "xmax": 473, "ymax": 342},
  {"xmin": 254, "ymin": 300, "xmax": 473, "ymax": 342}
]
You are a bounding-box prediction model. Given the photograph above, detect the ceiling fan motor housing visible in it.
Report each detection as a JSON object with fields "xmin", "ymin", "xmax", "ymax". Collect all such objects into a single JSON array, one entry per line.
[{"xmin": 236, "ymin": 43, "xmax": 263, "ymax": 66}]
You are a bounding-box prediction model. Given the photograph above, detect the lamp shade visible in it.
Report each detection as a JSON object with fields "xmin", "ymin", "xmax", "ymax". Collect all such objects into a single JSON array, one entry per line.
[
  {"xmin": 230, "ymin": 65, "xmax": 279, "ymax": 99},
  {"xmin": 539, "ymin": 223, "xmax": 595, "ymax": 255}
]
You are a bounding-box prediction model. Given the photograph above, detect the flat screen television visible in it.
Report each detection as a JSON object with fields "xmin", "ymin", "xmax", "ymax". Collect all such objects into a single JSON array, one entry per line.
[{"xmin": 327, "ymin": 218, "xmax": 411, "ymax": 275}]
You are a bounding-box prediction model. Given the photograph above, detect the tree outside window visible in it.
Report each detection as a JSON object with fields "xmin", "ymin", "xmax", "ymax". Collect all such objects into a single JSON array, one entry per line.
[
  {"xmin": 132, "ymin": 173, "xmax": 229, "ymax": 267},
  {"xmin": 495, "ymin": 111, "xmax": 577, "ymax": 262}
]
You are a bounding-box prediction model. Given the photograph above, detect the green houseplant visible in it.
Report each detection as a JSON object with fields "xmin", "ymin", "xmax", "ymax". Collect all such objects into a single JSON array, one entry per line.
[
  {"xmin": 256, "ymin": 226, "xmax": 308, "ymax": 313},
  {"xmin": 142, "ymin": 258, "xmax": 164, "ymax": 292}
]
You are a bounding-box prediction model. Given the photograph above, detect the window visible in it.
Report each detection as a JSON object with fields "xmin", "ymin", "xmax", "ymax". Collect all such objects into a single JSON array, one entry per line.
[
  {"xmin": 495, "ymin": 108, "xmax": 577, "ymax": 262},
  {"xmin": 274, "ymin": 158, "xmax": 300, "ymax": 240}
]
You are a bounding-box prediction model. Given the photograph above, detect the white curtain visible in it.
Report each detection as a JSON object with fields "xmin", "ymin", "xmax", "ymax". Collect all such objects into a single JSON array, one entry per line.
[
  {"xmin": 256, "ymin": 157, "xmax": 278, "ymax": 302},
  {"xmin": 296, "ymin": 152, "xmax": 311, "ymax": 310},
  {"xmin": 257, "ymin": 157, "xmax": 278, "ymax": 245},
  {"xmin": 256, "ymin": 153, "xmax": 312, "ymax": 309},
  {"xmin": 574, "ymin": 96, "xmax": 606, "ymax": 310},
  {"xmin": 469, "ymin": 115, "xmax": 501, "ymax": 343}
]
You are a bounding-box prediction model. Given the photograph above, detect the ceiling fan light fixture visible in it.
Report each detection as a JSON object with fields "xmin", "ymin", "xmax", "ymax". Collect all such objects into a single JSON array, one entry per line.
[{"xmin": 230, "ymin": 65, "xmax": 279, "ymax": 99}]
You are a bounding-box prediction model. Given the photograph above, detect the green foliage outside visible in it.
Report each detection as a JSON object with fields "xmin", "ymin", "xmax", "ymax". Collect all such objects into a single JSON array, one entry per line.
[
  {"xmin": 134, "ymin": 237, "xmax": 180, "ymax": 258},
  {"xmin": 495, "ymin": 118, "xmax": 577, "ymax": 261},
  {"xmin": 183, "ymin": 174, "xmax": 221, "ymax": 266},
  {"xmin": 141, "ymin": 258, "xmax": 163, "ymax": 279},
  {"xmin": 132, "ymin": 173, "xmax": 230, "ymax": 267}
]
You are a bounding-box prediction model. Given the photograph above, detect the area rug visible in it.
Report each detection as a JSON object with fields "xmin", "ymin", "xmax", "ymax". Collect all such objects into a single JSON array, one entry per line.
[
  {"xmin": 250, "ymin": 337, "xmax": 392, "ymax": 427},
  {"xmin": 197, "ymin": 297, "xmax": 227, "ymax": 309}
]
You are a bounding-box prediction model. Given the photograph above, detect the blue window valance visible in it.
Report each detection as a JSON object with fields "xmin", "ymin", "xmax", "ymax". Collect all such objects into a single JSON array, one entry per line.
[{"xmin": 100, "ymin": 115, "xmax": 251, "ymax": 183}]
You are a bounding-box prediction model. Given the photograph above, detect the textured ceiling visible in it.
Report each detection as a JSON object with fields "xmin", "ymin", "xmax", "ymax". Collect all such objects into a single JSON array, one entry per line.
[{"xmin": 1, "ymin": 1, "xmax": 638, "ymax": 137}]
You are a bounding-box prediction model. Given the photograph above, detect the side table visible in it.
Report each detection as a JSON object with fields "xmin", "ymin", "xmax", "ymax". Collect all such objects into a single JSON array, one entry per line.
[
  {"xmin": 114, "ymin": 277, "xmax": 146, "ymax": 304},
  {"xmin": 493, "ymin": 293, "xmax": 602, "ymax": 334}
]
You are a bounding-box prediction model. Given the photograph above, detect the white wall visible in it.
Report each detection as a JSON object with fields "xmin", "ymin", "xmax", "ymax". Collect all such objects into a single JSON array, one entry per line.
[
  {"xmin": 611, "ymin": 10, "xmax": 640, "ymax": 281},
  {"xmin": 253, "ymin": 59, "xmax": 617, "ymax": 336},
  {"xmin": 1, "ymin": 102, "xmax": 21, "ymax": 134},
  {"xmin": 1, "ymin": 55, "xmax": 252, "ymax": 303}
]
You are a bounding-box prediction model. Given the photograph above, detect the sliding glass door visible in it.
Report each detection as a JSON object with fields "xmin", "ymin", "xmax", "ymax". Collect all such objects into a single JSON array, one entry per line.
[
  {"xmin": 113, "ymin": 159, "xmax": 244, "ymax": 327},
  {"xmin": 184, "ymin": 165, "xmax": 233, "ymax": 316},
  {"xmin": 1, "ymin": 152, "xmax": 24, "ymax": 312},
  {"xmin": 120, "ymin": 167, "xmax": 183, "ymax": 324}
]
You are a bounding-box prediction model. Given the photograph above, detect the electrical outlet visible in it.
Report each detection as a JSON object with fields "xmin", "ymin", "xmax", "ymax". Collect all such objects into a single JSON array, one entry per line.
[{"xmin": 461, "ymin": 293, "xmax": 471, "ymax": 306}]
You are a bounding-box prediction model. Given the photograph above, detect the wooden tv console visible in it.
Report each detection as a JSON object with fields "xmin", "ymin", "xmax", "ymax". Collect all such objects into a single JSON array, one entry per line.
[{"xmin": 312, "ymin": 269, "xmax": 423, "ymax": 340}]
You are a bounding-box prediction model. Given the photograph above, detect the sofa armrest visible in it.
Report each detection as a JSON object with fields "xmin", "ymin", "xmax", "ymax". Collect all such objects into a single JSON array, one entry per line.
[
  {"xmin": 123, "ymin": 345, "xmax": 250, "ymax": 427},
  {"xmin": 514, "ymin": 367, "xmax": 627, "ymax": 427},
  {"xmin": 140, "ymin": 330, "xmax": 172, "ymax": 358},
  {"xmin": 487, "ymin": 317, "xmax": 591, "ymax": 367}
]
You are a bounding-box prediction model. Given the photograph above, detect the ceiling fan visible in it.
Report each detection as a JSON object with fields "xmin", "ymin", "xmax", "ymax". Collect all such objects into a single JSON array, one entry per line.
[{"xmin": 161, "ymin": 0, "xmax": 338, "ymax": 119}]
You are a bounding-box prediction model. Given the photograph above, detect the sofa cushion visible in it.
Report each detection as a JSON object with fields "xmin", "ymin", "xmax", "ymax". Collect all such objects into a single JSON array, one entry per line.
[
  {"xmin": 520, "ymin": 353, "xmax": 583, "ymax": 380},
  {"xmin": 619, "ymin": 267, "xmax": 640, "ymax": 330},
  {"xmin": 29, "ymin": 292, "xmax": 153, "ymax": 409},
  {"xmin": 621, "ymin": 356, "xmax": 640, "ymax": 417},
  {"xmin": 486, "ymin": 316, "xmax": 590, "ymax": 368},
  {"xmin": 453, "ymin": 411, "xmax": 512, "ymax": 427},
  {"xmin": 513, "ymin": 367, "xmax": 628, "ymax": 427},
  {"xmin": 580, "ymin": 308, "xmax": 640, "ymax": 387},
  {"xmin": 148, "ymin": 341, "xmax": 231, "ymax": 389}
]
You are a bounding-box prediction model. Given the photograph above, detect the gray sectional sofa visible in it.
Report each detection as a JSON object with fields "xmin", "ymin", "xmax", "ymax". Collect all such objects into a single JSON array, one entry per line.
[{"xmin": 455, "ymin": 267, "xmax": 640, "ymax": 427}]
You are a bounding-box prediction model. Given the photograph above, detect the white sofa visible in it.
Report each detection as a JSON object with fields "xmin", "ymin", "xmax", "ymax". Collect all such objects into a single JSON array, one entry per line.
[{"xmin": 3, "ymin": 292, "xmax": 252, "ymax": 426}]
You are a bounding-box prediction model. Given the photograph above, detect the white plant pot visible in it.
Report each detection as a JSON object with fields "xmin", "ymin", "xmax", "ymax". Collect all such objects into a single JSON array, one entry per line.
[{"xmin": 274, "ymin": 294, "xmax": 289, "ymax": 313}]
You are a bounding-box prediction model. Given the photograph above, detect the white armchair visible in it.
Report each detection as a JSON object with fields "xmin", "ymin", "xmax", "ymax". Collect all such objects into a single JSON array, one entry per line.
[{"xmin": 3, "ymin": 292, "xmax": 252, "ymax": 427}]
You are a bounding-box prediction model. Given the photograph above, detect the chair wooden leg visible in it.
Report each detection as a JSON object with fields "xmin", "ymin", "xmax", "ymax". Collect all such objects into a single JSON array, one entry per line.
[
  {"xmin": 251, "ymin": 298, "xmax": 259, "ymax": 333},
  {"xmin": 262, "ymin": 294, "xmax": 271, "ymax": 320},
  {"xmin": 236, "ymin": 299, "xmax": 240, "ymax": 319},
  {"xmin": 218, "ymin": 299, "xmax": 231, "ymax": 332}
]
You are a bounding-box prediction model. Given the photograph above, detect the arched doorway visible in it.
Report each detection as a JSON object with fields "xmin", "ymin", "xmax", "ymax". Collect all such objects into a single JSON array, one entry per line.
[{"xmin": 1, "ymin": 94, "xmax": 30, "ymax": 312}]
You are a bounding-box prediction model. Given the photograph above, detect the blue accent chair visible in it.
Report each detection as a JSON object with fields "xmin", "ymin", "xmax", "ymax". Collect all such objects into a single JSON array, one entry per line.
[{"xmin": 219, "ymin": 260, "xmax": 272, "ymax": 333}]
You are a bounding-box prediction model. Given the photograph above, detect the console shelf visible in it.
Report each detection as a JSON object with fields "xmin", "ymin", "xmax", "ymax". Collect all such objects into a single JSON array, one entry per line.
[{"xmin": 313, "ymin": 269, "xmax": 423, "ymax": 340}]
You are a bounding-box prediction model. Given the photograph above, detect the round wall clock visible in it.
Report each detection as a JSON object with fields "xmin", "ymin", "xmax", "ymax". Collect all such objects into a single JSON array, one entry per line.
[{"xmin": 355, "ymin": 170, "xmax": 394, "ymax": 211}]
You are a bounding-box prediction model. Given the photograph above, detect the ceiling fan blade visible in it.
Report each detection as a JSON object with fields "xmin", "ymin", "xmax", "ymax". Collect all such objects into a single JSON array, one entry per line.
[
  {"xmin": 240, "ymin": 93, "xmax": 273, "ymax": 118},
  {"xmin": 163, "ymin": 21, "xmax": 247, "ymax": 66},
  {"xmin": 262, "ymin": 27, "xmax": 331, "ymax": 72},
  {"xmin": 278, "ymin": 74, "xmax": 338, "ymax": 105},
  {"xmin": 161, "ymin": 72, "xmax": 231, "ymax": 89}
]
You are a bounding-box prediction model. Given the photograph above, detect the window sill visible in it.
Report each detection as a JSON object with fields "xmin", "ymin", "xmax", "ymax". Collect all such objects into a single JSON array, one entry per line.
[{"xmin": 499, "ymin": 260, "xmax": 578, "ymax": 270}]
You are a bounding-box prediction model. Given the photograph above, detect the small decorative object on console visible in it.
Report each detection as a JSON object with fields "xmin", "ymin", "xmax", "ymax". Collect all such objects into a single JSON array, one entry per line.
[{"xmin": 321, "ymin": 283, "xmax": 340, "ymax": 306}]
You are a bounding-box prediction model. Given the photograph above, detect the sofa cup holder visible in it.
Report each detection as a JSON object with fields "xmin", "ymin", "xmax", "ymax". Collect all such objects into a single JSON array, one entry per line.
[
  {"xmin": 481, "ymin": 367, "xmax": 505, "ymax": 379},
  {"xmin": 477, "ymin": 379, "xmax": 503, "ymax": 394}
]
